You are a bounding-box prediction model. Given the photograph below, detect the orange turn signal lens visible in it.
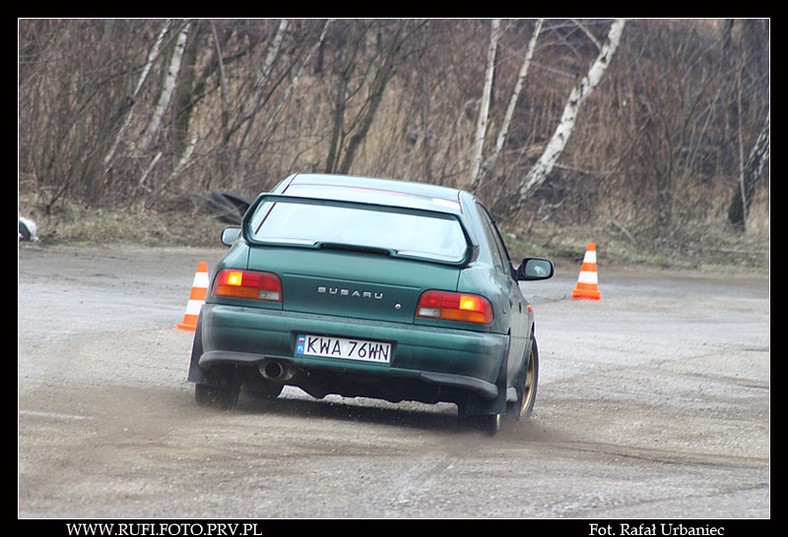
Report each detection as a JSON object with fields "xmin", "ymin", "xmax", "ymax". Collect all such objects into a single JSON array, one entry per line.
[{"xmin": 225, "ymin": 271, "xmax": 244, "ymax": 286}]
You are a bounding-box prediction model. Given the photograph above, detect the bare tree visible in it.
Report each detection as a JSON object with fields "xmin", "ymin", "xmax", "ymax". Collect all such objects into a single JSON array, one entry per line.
[
  {"xmin": 229, "ymin": 20, "xmax": 290, "ymax": 187},
  {"xmin": 19, "ymin": 20, "xmax": 171, "ymax": 209},
  {"xmin": 259, "ymin": 20, "xmax": 332, "ymax": 138},
  {"xmin": 18, "ymin": 17, "xmax": 768, "ymax": 249},
  {"xmin": 727, "ymin": 112, "xmax": 769, "ymax": 231},
  {"xmin": 324, "ymin": 20, "xmax": 425, "ymax": 175},
  {"xmin": 721, "ymin": 19, "xmax": 770, "ymax": 233},
  {"xmin": 515, "ymin": 18, "xmax": 625, "ymax": 207},
  {"xmin": 470, "ymin": 18, "xmax": 501, "ymax": 188},
  {"xmin": 323, "ymin": 21, "xmax": 360, "ymax": 174},
  {"xmin": 235, "ymin": 19, "xmax": 289, "ymax": 132},
  {"xmin": 473, "ymin": 18, "xmax": 543, "ymax": 191},
  {"xmin": 338, "ymin": 21, "xmax": 411, "ymax": 174},
  {"xmin": 138, "ymin": 20, "xmax": 191, "ymax": 156},
  {"xmin": 102, "ymin": 20, "xmax": 172, "ymax": 173}
]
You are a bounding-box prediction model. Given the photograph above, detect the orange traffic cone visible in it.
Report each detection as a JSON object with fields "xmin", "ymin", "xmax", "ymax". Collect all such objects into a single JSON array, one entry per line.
[
  {"xmin": 177, "ymin": 261, "xmax": 210, "ymax": 331},
  {"xmin": 571, "ymin": 242, "xmax": 602, "ymax": 300}
]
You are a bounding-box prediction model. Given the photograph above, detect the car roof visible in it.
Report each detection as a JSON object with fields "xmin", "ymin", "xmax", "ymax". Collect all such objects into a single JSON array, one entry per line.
[{"xmin": 274, "ymin": 173, "xmax": 467, "ymax": 215}]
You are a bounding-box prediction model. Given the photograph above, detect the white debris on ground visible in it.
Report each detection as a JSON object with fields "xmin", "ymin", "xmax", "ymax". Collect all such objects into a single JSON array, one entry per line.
[{"xmin": 19, "ymin": 217, "xmax": 39, "ymax": 242}]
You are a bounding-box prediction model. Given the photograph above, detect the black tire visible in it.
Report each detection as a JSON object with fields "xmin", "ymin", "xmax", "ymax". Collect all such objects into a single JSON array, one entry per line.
[
  {"xmin": 517, "ymin": 336, "xmax": 540, "ymax": 419},
  {"xmin": 194, "ymin": 381, "xmax": 240, "ymax": 410},
  {"xmin": 206, "ymin": 190, "xmax": 252, "ymax": 224},
  {"xmin": 458, "ymin": 411, "xmax": 501, "ymax": 436},
  {"xmin": 477, "ymin": 413, "xmax": 501, "ymax": 435},
  {"xmin": 457, "ymin": 398, "xmax": 501, "ymax": 435},
  {"xmin": 243, "ymin": 377, "xmax": 284, "ymax": 400},
  {"xmin": 457, "ymin": 348, "xmax": 507, "ymax": 435}
]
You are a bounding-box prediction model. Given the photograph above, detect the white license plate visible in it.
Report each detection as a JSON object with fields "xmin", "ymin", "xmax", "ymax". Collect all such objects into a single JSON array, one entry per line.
[{"xmin": 295, "ymin": 334, "xmax": 391, "ymax": 363}]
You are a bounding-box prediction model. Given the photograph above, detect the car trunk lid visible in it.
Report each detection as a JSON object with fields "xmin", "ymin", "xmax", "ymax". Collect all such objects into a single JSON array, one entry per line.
[{"xmin": 248, "ymin": 246, "xmax": 460, "ymax": 323}]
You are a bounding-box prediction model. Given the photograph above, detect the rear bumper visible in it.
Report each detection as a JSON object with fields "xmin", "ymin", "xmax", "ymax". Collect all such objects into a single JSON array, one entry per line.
[{"xmin": 192, "ymin": 303, "xmax": 508, "ymax": 400}]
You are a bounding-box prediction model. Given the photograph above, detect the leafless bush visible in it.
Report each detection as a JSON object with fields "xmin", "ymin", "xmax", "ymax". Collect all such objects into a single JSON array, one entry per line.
[{"xmin": 18, "ymin": 18, "xmax": 768, "ymax": 250}]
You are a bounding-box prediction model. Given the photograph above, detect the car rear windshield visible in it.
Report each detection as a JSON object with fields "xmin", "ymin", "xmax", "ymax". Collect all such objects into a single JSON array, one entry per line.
[{"xmin": 249, "ymin": 197, "xmax": 469, "ymax": 264}]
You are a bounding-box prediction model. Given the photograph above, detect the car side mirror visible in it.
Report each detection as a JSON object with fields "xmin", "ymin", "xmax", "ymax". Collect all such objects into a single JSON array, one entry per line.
[
  {"xmin": 221, "ymin": 226, "xmax": 242, "ymax": 246},
  {"xmin": 516, "ymin": 258, "xmax": 554, "ymax": 281}
]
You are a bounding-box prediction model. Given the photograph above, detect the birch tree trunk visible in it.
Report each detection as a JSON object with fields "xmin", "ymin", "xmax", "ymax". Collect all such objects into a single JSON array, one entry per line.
[
  {"xmin": 237, "ymin": 19, "xmax": 288, "ymax": 127},
  {"xmin": 248, "ymin": 20, "xmax": 332, "ymax": 172},
  {"xmin": 147, "ymin": 133, "xmax": 199, "ymax": 209},
  {"xmin": 228, "ymin": 19, "xmax": 288, "ymax": 187},
  {"xmin": 470, "ymin": 19, "xmax": 501, "ymax": 189},
  {"xmin": 515, "ymin": 18, "xmax": 625, "ymax": 207},
  {"xmin": 475, "ymin": 18, "xmax": 543, "ymax": 190},
  {"xmin": 102, "ymin": 20, "xmax": 171, "ymax": 172},
  {"xmin": 260, "ymin": 20, "xmax": 332, "ymax": 137},
  {"xmin": 727, "ymin": 112, "xmax": 769, "ymax": 231},
  {"xmin": 137, "ymin": 20, "xmax": 191, "ymax": 155}
]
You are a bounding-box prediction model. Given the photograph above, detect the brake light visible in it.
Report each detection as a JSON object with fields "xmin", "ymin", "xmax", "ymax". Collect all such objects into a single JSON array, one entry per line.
[
  {"xmin": 213, "ymin": 269, "xmax": 282, "ymax": 302},
  {"xmin": 416, "ymin": 290, "xmax": 493, "ymax": 324}
]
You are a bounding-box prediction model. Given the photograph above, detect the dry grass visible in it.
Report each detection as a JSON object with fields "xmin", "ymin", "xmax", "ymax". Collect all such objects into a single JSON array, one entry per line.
[
  {"xmin": 18, "ymin": 192, "xmax": 227, "ymax": 248},
  {"xmin": 19, "ymin": 189, "xmax": 769, "ymax": 275}
]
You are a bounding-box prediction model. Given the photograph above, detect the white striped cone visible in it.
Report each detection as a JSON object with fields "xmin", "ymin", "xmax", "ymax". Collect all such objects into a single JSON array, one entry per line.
[
  {"xmin": 571, "ymin": 242, "xmax": 602, "ymax": 300},
  {"xmin": 177, "ymin": 261, "xmax": 210, "ymax": 331}
]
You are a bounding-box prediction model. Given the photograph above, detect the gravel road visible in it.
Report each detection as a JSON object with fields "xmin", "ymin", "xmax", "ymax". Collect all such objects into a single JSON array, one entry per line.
[{"xmin": 18, "ymin": 244, "xmax": 769, "ymax": 523}]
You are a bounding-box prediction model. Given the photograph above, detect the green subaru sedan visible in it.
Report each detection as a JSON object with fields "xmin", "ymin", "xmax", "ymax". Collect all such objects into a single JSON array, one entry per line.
[{"xmin": 187, "ymin": 173, "xmax": 553, "ymax": 434}]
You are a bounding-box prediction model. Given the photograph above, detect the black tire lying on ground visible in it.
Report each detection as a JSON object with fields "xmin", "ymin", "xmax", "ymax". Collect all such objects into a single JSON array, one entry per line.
[{"xmin": 206, "ymin": 190, "xmax": 252, "ymax": 225}]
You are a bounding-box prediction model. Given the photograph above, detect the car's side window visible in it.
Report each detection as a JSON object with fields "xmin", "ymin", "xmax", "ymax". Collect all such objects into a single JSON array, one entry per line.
[{"xmin": 477, "ymin": 204, "xmax": 511, "ymax": 276}]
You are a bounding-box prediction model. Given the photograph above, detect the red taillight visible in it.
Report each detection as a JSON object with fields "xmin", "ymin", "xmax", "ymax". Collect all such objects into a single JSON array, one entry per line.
[
  {"xmin": 416, "ymin": 290, "xmax": 493, "ymax": 324},
  {"xmin": 213, "ymin": 269, "xmax": 282, "ymax": 302}
]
